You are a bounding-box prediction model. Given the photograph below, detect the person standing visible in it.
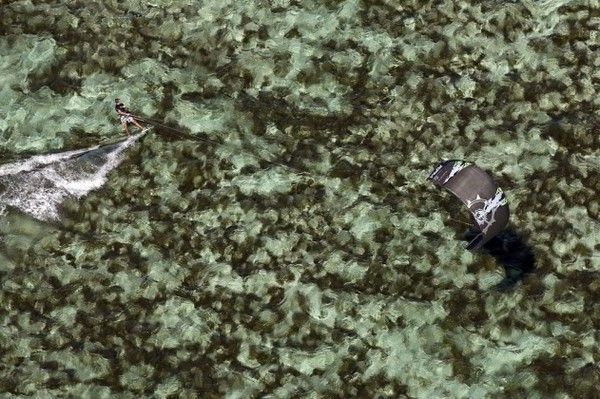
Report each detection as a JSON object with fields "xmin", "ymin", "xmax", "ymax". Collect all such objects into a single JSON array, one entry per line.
[{"xmin": 114, "ymin": 98, "xmax": 145, "ymax": 135}]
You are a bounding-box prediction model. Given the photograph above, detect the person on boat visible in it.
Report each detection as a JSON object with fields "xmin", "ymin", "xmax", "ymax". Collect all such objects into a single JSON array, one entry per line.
[{"xmin": 114, "ymin": 98, "xmax": 145, "ymax": 135}]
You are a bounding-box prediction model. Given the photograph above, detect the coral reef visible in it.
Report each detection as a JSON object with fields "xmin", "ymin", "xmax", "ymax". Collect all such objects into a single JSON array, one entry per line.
[{"xmin": 0, "ymin": 0, "xmax": 598, "ymax": 398}]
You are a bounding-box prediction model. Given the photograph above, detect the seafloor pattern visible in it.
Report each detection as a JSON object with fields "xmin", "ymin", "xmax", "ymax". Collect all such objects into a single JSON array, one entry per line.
[{"xmin": 0, "ymin": 0, "xmax": 598, "ymax": 398}]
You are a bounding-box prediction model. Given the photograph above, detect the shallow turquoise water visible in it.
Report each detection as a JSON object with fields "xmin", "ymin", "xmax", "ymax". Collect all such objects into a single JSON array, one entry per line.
[{"xmin": 0, "ymin": 1, "xmax": 598, "ymax": 398}]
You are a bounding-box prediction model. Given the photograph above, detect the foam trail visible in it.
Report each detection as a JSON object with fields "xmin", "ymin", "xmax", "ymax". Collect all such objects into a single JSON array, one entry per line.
[
  {"xmin": 0, "ymin": 145, "xmax": 100, "ymax": 177},
  {"xmin": 0, "ymin": 132, "xmax": 146, "ymax": 221}
]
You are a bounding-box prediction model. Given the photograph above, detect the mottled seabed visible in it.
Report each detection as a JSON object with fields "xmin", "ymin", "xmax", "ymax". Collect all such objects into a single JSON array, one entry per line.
[{"xmin": 0, "ymin": 0, "xmax": 599, "ymax": 398}]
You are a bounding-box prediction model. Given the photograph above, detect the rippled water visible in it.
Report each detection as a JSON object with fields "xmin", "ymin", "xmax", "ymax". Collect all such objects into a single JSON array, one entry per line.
[{"xmin": 0, "ymin": 1, "xmax": 598, "ymax": 398}]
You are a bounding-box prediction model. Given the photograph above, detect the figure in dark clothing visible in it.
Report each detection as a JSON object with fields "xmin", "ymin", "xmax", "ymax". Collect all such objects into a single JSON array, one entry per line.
[{"xmin": 114, "ymin": 98, "xmax": 145, "ymax": 135}]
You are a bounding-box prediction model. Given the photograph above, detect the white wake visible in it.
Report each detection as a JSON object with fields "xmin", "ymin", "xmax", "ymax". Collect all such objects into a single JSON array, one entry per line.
[{"xmin": 0, "ymin": 132, "xmax": 146, "ymax": 221}]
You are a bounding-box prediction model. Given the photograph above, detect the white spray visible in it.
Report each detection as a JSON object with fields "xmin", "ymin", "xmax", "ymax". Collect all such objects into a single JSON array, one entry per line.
[{"xmin": 0, "ymin": 132, "xmax": 146, "ymax": 221}]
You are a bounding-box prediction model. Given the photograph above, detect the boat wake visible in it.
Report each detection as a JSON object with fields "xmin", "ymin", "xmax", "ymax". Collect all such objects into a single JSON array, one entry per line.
[{"xmin": 0, "ymin": 132, "xmax": 146, "ymax": 222}]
